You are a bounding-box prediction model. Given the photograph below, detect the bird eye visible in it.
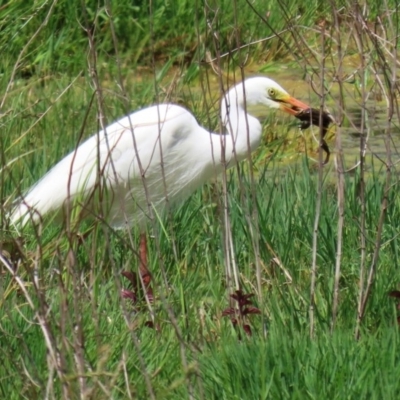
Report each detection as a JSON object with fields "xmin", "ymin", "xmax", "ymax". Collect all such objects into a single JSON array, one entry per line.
[{"xmin": 268, "ymin": 88, "xmax": 276, "ymax": 97}]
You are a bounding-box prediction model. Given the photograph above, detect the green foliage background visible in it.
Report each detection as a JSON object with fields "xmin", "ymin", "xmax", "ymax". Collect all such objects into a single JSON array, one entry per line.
[{"xmin": 1, "ymin": 0, "xmax": 400, "ymax": 398}]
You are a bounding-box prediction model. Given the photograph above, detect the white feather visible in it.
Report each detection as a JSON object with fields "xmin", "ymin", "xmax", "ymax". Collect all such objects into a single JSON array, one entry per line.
[{"xmin": 10, "ymin": 77, "xmax": 308, "ymax": 228}]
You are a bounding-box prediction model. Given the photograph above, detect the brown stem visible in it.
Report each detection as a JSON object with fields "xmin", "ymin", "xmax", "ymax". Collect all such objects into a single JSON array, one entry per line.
[
  {"xmin": 309, "ymin": 21, "xmax": 326, "ymax": 339},
  {"xmin": 139, "ymin": 233, "xmax": 152, "ymax": 288},
  {"xmin": 329, "ymin": 0, "xmax": 345, "ymax": 334},
  {"xmin": 352, "ymin": 3, "xmax": 368, "ymax": 341}
]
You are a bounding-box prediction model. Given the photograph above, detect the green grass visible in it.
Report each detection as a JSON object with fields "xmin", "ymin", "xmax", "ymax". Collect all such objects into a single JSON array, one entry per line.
[
  {"xmin": 2, "ymin": 0, "xmax": 400, "ymax": 398},
  {"xmin": 0, "ymin": 0, "xmax": 327, "ymax": 75},
  {"xmin": 201, "ymin": 327, "xmax": 400, "ymax": 399},
  {"xmin": 2, "ymin": 159, "xmax": 400, "ymax": 398}
]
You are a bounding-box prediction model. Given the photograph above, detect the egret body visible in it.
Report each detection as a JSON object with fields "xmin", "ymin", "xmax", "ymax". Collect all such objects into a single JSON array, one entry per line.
[{"xmin": 11, "ymin": 77, "xmax": 309, "ymax": 229}]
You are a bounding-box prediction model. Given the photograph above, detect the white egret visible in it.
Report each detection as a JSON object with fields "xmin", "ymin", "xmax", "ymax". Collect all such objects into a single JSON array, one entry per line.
[{"xmin": 10, "ymin": 76, "xmax": 310, "ymax": 288}]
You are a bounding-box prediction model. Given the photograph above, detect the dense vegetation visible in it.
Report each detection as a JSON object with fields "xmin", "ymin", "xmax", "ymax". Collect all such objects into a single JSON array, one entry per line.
[{"xmin": 1, "ymin": 0, "xmax": 400, "ymax": 398}]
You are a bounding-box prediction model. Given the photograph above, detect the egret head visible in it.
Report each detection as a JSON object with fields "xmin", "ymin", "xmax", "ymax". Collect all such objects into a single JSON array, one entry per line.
[{"xmin": 234, "ymin": 77, "xmax": 310, "ymax": 115}]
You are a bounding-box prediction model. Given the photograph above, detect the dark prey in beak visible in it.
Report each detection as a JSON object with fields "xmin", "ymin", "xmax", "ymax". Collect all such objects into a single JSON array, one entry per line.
[{"xmin": 295, "ymin": 108, "xmax": 334, "ymax": 165}]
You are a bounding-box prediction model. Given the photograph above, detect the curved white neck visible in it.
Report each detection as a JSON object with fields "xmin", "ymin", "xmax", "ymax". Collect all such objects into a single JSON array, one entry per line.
[{"xmin": 217, "ymin": 88, "xmax": 262, "ymax": 165}]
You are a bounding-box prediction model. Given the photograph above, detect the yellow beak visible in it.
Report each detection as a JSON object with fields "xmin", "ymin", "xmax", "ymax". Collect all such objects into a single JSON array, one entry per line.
[{"xmin": 279, "ymin": 96, "xmax": 310, "ymax": 115}]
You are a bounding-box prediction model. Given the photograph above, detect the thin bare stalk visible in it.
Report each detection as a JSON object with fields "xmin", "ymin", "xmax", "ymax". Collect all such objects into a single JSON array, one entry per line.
[
  {"xmin": 353, "ymin": 3, "xmax": 368, "ymax": 340},
  {"xmin": 330, "ymin": 0, "xmax": 345, "ymax": 333},
  {"xmin": 309, "ymin": 23, "xmax": 326, "ymax": 339},
  {"xmin": 205, "ymin": 3, "xmax": 240, "ymax": 292},
  {"xmin": 78, "ymin": 3, "xmax": 159, "ymax": 398},
  {"xmin": 103, "ymin": 0, "xmax": 158, "ymax": 322},
  {"xmin": 356, "ymin": 10, "xmax": 397, "ymax": 334},
  {"xmin": 236, "ymin": 64, "xmax": 263, "ymax": 302}
]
